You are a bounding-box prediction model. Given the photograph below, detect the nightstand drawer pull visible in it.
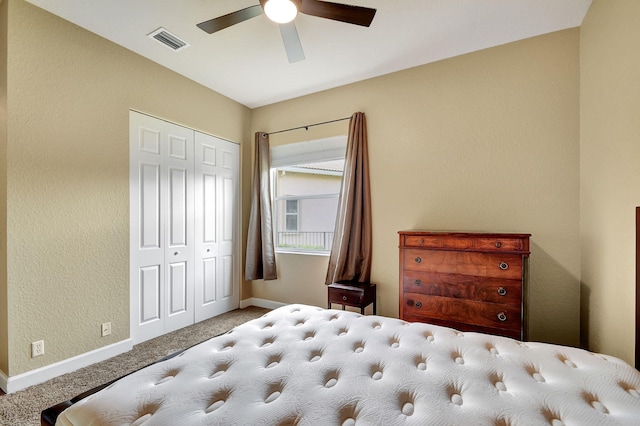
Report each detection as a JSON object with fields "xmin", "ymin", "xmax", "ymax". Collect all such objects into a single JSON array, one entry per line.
[
  {"xmin": 342, "ymin": 296, "xmax": 347, "ymax": 301},
  {"xmin": 415, "ymin": 279, "xmax": 422, "ymax": 286},
  {"xmin": 497, "ymin": 287, "xmax": 507, "ymax": 296},
  {"xmin": 415, "ymin": 257, "xmax": 422, "ymax": 264},
  {"xmin": 497, "ymin": 312, "xmax": 507, "ymax": 322},
  {"xmin": 498, "ymin": 262, "xmax": 509, "ymax": 270},
  {"xmin": 416, "ymin": 302, "xmax": 422, "ymax": 308}
]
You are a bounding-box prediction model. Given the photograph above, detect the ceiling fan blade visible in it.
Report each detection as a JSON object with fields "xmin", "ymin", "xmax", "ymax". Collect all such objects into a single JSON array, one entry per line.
[
  {"xmin": 299, "ymin": 0, "xmax": 376, "ymax": 27},
  {"xmin": 197, "ymin": 5, "xmax": 263, "ymax": 34},
  {"xmin": 279, "ymin": 22, "xmax": 305, "ymax": 63}
]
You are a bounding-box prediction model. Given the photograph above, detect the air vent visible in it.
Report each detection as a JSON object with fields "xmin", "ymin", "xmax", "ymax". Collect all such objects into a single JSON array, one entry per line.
[{"xmin": 148, "ymin": 28, "xmax": 190, "ymax": 52}]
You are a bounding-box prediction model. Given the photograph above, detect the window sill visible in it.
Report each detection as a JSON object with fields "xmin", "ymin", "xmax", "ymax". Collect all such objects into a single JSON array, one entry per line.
[{"xmin": 275, "ymin": 250, "xmax": 330, "ymax": 257}]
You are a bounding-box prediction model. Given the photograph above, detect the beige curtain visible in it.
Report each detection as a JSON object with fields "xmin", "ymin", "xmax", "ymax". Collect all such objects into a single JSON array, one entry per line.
[
  {"xmin": 245, "ymin": 132, "xmax": 277, "ymax": 281},
  {"xmin": 325, "ymin": 112, "xmax": 372, "ymax": 284}
]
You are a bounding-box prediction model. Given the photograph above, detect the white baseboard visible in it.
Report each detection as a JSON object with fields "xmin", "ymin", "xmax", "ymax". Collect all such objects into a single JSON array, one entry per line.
[
  {"xmin": 1, "ymin": 338, "xmax": 133, "ymax": 394},
  {"xmin": 240, "ymin": 297, "xmax": 287, "ymax": 310}
]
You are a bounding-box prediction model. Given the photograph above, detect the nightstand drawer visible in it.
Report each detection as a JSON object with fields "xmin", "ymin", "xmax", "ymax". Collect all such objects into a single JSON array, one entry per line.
[{"xmin": 329, "ymin": 288, "xmax": 364, "ymax": 305}]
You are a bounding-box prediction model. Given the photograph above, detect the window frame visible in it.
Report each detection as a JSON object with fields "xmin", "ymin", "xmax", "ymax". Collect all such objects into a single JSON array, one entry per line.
[{"xmin": 270, "ymin": 136, "xmax": 347, "ymax": 255}]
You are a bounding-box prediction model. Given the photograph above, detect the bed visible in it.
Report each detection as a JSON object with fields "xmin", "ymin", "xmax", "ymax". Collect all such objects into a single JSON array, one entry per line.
[{"xmin": 51, "ymin": 304, "xmax": 640, "ymax": 425}]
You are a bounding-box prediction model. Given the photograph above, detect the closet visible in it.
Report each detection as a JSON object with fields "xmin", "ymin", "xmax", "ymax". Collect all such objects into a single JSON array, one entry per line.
[{"xmin": 129, "ymin": 111, "xmax": 239, "ymax": 343}]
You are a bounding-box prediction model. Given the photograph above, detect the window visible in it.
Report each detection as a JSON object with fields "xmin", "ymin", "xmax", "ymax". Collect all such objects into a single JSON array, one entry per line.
[
  {"xmin": 271, "ymin": 136, "xmax": 347, "ymax": 253},
  {"xmin": 285, "ymin": 199, "xmax": 299, "ymax": 231}
]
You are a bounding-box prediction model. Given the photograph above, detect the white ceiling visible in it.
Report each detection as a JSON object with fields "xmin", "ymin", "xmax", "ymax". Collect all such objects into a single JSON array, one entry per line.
[{"xmin": 25, "ymin": 0, "xmax": 593, "ymax": 109}]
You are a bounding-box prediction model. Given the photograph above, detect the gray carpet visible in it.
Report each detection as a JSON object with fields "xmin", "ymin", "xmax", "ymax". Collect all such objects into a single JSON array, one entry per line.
[{"xmin": 0, "ymin": 306, "xmax": 270, "ymax": 426}]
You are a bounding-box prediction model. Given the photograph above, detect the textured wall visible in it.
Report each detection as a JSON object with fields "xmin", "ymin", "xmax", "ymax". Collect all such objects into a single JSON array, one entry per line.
[
  {"xmin": 580, "ymin": 0, "xmax": 640, "ymax": 364},
  {"xmin": 251, "ymin": 29, "xmax": 581, "ymax": 348},
  {"xmin": 5, "ymin": 0, "xmax": 250, "ymax": 376}
]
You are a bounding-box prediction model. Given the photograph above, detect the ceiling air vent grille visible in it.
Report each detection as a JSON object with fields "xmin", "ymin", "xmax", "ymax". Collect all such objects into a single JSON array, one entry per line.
[{"xmin": 148, "ymin": 28, "xmax": 190, "ymax": 51}]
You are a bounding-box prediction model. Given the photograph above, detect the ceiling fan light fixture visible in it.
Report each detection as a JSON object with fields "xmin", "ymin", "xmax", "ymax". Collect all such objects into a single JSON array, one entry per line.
[{"xmin": 264, "ymin": 0, "xmax": 298, "ymax": 24}]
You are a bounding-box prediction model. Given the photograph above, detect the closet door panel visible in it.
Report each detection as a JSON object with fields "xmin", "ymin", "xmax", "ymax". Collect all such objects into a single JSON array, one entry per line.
[
  {"xmin": 194, "ymin": 132, "xmax": 239, "ymax": 322},
  {"xmin": 163, "ymin": 129, "xmax": 194, "ymax": 334},
  {"xmin": 131, "ymin": 111, "xmax": 194, "ymax": 342}
]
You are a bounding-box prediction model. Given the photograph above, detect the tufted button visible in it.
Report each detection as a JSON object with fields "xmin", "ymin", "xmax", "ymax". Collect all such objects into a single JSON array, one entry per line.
[
  {"xmin": 370, "ymin": 364, "xmax": 384, "ymax": 380},
  {"xmin": 155, "ymin": 375, "xmax": 174, "ymax": 386},
  {"xmin": 452, "ymin": 352, "xmax": 464, "ymax": 365},
  {"xmin": 265, "ymin": 354, "xmax": 282, "ymax": 369},
  {"xmin": 209, "ymin": 364, "xmax": 231, "ymax": 379},
  {"xmin": 265, "ymin": 383, "xmax": 284, "ymax": 403},
  {"xmin": 592, "ymin": 400, "xmax": 608, "ymax": 413},
  {"xmin": 451, "ymin": 393, "xmax": 463, "ymax": 406},
  {"xmin": 626, "ymin": 387, "xmax": 640, "ymax": 398},
  {"xmin": 389, "ymin": 338, "xmax": 400, "ymax": 348},
  {"xmin": 260, "ymin": 337, "xmax": 275, "ymax": 347},
  {"xmin": 221, "ymin": 341, "xmax": 236, "ymax": 351},
  {"xmin": 415, "ymin": 355, "xmax": 427, "ymax": 371},
  {"xmin": 550, "ymin": 419, "xmax": 565, "ymax": 426},
  {"xmin": 339, "ymin": 327, "xmax": 349, "ymax": 336},
  {"xmin": 205, "ymin": 400, "xmax": 225, "ymax": 414},
  {"xmin": 309, "ymin": 349, "xmax": 323, "ymax": 362},
  {"xmin": 304, "ymin": 331, "xmax": 316, "ymax": 341},
  {"xmin": 353, "ymin": 343, "xmax": 365, "ymax": 353},
  {"xmin": 205, "ymin": 389, "xmax": 231, "ymax": 414},
  {"xmin": 324, "ymin": 370, "xmax": 340, "ymax": 388},
  {"xmin": 495, "ymin": 381, "xmax": 507, "ymax": 392},
  {"xmin": 532, "ymin": 372, "xmax": 545, "ymax": 382},
  {"xmin": 131, "ymin": 413, "xmax": 152, "ymax": 426},
  {"xmin": 401, "ymin": 402, "xmax": 414, "ymax": 416}
]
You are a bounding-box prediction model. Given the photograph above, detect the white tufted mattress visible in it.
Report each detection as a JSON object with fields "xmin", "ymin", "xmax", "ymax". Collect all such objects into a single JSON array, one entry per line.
[{"xmin": 56, "ymin": 304, "xmax": 640, "ymax": 426}]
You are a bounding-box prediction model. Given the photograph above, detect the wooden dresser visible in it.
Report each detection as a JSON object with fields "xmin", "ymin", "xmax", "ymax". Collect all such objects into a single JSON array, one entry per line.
[{"xmin": 399, "ymin": 231, "xmax": 530, "ymax": 340}]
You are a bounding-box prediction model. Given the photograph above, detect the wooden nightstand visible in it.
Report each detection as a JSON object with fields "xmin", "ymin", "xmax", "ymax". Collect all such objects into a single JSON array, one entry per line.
[{"xmin": 328, "ymin": 281, "xmax": 377, "ymax": 315}]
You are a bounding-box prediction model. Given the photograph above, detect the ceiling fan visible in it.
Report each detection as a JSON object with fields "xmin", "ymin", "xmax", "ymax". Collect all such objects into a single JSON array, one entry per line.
[{"xmin": 197, "ymin": 0, "xmax": 377, "ymax": 63}]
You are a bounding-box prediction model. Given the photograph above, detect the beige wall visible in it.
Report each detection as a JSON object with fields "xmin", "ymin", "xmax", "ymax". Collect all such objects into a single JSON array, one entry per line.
[
  {"xmin": 580, "ymin": 0, "xmax": 640, "ymax": 364},
  {"xmin": 0, "ymin": 0, "xmax": 9, "ymax": 374},
  {"xmin": 251, "ymin": 29, "xmax": 582, "ymax": 348},
  {"xmin": 2, "ymin": 0, "xmax": 250, "ymax": 376}
]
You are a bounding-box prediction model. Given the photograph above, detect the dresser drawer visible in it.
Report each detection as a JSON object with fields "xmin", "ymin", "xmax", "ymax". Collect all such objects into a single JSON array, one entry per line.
[
  {"xmin": 402, "ymin": 249, "xmax": 522, "ymax": 279},
  {"xmin": 403, "ymin": 293, "xmax": 522, "ymax": 331},
  {"xmin": 400, "ymin": 233, "xmax": 529, "ymax": 254},
  {"xmin": 402, "ymin": 271, "xmax": 522, "ymax": 304}
]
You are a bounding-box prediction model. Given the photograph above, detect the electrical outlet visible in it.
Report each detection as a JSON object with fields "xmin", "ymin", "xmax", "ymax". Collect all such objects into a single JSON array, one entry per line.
[
  {"xmin": 101, "ymin": 322, "xmax": 112, "ymax": 337},
  {"xmin": 32, "ymin": 340, "xmax": 44, "ymax": 358}
]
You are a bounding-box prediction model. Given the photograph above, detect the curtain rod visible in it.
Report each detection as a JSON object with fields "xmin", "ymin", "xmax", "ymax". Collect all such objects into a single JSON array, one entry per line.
[{"xmin": 266, "ymin": 116, "xmax": 351, "ymax": 136}]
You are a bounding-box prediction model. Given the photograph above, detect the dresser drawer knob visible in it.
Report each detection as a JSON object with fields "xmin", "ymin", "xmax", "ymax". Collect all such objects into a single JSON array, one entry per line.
[
  {"xmin": 495, "ymin": 241, "xmax": 502, "ymax": 248},
  {"xmin": 342, "ymin": 296, "xmax": 347, "ymax": 301},
  {"xmin": 415, "ymin": 279, "xmax": 422, "ymax": 286},
  {"xmin": 497, "ymin": 312, "xmax": 507, "ymax": 322},
  {"xmin": 416, "ymin": 302, "xmax": 422, "ymax": 308},
  {"xmin": 415, "ymin": 257, "xmax": 422, "ymax": 264},
  {"xmin": 497, "ymin": 287, "xmax": 507, "ymax": 296},
  {"xmin": 419, "ymin": 239, "xmax": 425, "ymax": 244},
  {"xmin": 498, "ymin": 262, "xmax": 509, "ymax": 270}
]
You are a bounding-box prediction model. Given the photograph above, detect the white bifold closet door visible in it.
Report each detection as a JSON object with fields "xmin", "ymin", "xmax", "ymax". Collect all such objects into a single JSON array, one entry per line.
[{"xmin": 130, "ymin": 111, "xmax": 239, "ymax": 344}]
